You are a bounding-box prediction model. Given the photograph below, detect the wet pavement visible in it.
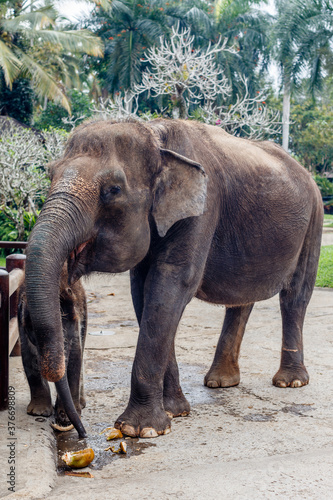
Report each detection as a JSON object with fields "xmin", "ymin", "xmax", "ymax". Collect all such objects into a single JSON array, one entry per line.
[{"xmin": 1, "ymin": 230, "xmax": 333, "ymax": 499}]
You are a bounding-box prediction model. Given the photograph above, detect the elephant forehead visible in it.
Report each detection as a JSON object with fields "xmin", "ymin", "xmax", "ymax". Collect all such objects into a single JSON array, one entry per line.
[
  {"xmin": 95, "ymin": 168, "xmax": 127, "ymax": 184},
  {"xmin": 51, "ymin": 168, "xmax": 99, "ymax": 196}
]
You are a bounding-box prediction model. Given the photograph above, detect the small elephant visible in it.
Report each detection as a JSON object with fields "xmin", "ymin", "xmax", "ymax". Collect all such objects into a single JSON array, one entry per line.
[
  {"xmin": 18, "ymin": 264, "xmax": 87, "ymax": 432},
  {"xmin": 24, "ymin": 119, "xmax": 323, "ymax": 438}
]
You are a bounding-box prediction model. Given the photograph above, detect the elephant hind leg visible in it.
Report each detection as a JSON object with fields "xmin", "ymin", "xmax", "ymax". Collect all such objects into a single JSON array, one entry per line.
[
  {"xmin": 273, "ymin": 293, "xmax": 310, "ymax": 389},
  {"xmin": 273, "ymin": 213, "xmax": 322, "ymax": 389},
  {"xmin": 204, "ymin": 304, "xmax": 254, "ymax": 388}
]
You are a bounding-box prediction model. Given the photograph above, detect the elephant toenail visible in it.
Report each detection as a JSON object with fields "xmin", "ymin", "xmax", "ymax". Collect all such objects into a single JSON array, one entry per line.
[
  {"xmin": 140, "ymin": 427, "xmax": 158, "ymax": 438},
  {"xmin": 121, "ymin": 424, "xmax": 138, "ymax": 437}
]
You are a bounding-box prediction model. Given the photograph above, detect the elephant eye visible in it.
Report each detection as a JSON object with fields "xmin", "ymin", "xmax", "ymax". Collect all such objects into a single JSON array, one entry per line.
[
  {"xmin": 110, "ymin": 185, "xmax": 121, "ymax": 195},
  {"xmin": 100, "ymin": 185, "xmax": 121, "ymax": 203}
]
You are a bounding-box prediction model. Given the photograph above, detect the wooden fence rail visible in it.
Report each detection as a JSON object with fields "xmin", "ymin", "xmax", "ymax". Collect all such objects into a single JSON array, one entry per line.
[{"xmin": 0, "ymin": 243, "xmax": 27, "ymax": 411}]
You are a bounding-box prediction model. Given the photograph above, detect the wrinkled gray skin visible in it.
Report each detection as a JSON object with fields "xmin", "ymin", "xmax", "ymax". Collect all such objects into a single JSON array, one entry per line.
[
  {"xmin": 18, "ymin": 266, "xmax": 87, "ymax": 437},
  {"xmin": 25, "ymin": 119, "xmax": 323, "ymax": 439}
]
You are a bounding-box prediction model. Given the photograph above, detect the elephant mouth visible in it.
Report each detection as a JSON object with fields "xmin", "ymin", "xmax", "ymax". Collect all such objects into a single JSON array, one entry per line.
[{"xmin": 67, "ymin": 239, "xmax": 94, "ymax": 284}]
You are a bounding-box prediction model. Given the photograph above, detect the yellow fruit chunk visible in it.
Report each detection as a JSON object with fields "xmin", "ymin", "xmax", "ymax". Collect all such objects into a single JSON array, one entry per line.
[
  {"xmin": 120, "ymin": 441, "xmax": 127, "ymax": 454},
  {"xmin": 62, "ymin": 448, "xmax": 95, "ymax": 468},
  {"xmin": 105, "ymin": 428, "xmax": 123, "ymax": 441},
  {"xmin": 104, "ymin": 441, "xmax": 127, "ymax": 454}
]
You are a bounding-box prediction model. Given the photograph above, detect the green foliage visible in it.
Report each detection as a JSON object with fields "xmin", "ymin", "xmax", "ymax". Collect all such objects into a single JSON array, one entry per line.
[
  {"xmin": 0, "ymin": 75, "xmax": 34, "ymax": 125},
  {"xmin": 214, "ymin": 0, "xmax": 271, "ymax": 100},
  {"xmin": 0, "ymin": 209, "xmax": 39, "ymax": 258},
  {"xmin": 323, "ymin": 214, "xmax": 333, "ymax": 228},
  {"xmin": 272, "ymin": 0, "xmax": 333, "ymax": 93},
  {"xmin": 89, "ymin": 0, "xmax": 169, "ymax": 95},
  {"xmin": 316, "ymin": 245, "xmax": 333, "ymax": 288},
  {"xmin": 0, "ymin": 209, "xmax": 38, "ymax": 257},
  {"xmin": 0, "ymin": 0, "xmax": 103, "ymax": 112},
  {"xmin": 290, "ymin": 100, "xmax": 333, "ymax": 173},
  {"xmin": 0, "ymin": 123, "xmax": 67, "ymax": 242},
  {"xmin": 34, "ymin": 90, "xmax": 93, "ymax": 131},
  {"xmin": 313, "ymin": 175, "xmax": 333, "ymax": 197}
]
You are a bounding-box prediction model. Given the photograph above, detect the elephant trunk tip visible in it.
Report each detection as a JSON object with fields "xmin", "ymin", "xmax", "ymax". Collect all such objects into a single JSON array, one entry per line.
[{"xmin": 41, "ymin": 353, "xmax": 66, "ymax": 383}]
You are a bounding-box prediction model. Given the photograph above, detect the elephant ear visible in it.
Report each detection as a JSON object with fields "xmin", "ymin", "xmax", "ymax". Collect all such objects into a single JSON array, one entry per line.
[{"xmin": 152, "ymin": 148, "xmax": 208, "ymax": 237}]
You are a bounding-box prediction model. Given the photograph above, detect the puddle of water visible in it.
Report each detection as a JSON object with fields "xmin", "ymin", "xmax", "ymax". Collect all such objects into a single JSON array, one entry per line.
[
  {"xmin": 243, "ymin": 413, "xmax": 275, "ymax": 422},
  {"xmin": 55, "ymin": 423, "xmax": 156, "ymax": 474},
  {"xmin": 281, "ymin": 404, "xmax": 314, "ymax": 416},
  {"xmin": 89, "ymin": 330, "xmax": 116, "ymax": 336}
]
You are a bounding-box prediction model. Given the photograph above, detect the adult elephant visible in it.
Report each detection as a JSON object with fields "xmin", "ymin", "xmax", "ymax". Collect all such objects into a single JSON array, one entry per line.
[{"xmin": 25, "ymin": 119, "xmax": 323, "ymax": 438}]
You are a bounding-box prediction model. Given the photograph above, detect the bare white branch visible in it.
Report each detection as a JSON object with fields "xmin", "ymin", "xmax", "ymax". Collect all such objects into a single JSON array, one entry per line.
[
  {"xmin": 91, "ymin": 91, "xmax": 140, "ymax": 121},
  {"xmin": 134, "ymin": 25, "xmax": 234, "ymax": 117},
  {"xmin": 62, "ymin": 115, "xmax": 86, "ymax": 131},
  {"xmin": 198, "ymin": 77, "xmax": 282, "ymax": 140}
]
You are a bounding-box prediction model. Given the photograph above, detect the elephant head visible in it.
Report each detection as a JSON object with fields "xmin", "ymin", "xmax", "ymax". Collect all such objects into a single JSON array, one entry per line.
[{"xmin": 25, "ymin": 119, "xmax": 207, "ymax": 436}]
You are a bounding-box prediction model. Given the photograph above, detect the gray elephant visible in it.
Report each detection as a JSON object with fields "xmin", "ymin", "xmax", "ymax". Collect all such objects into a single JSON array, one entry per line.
[
  {"xmin": 18, "ymin": 264, "xmax": 87, "ymax": 434},
  {"xmin": 25, "ymin": 119, "xmax": 323, "ymax": 438}
]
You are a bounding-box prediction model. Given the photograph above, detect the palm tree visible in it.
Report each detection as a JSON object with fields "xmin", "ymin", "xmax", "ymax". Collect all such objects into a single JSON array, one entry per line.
[
  {"xmin": 89, "ymin": 0, "xmax": 215, "ymax": 97},
  {"xmin": 0, "ymin": 0, "xmax": 103, "ymax": 112},
  {"xmin": 90, "ymin": 0, "xmax": 169, "ymax": 95},
  {"xmin": 213, "ymin": 0, "xmax": 271, "ymax": 102},
  {"xmin": 272, "ymin": 0, "xmax": 333, "ymax": 151}
]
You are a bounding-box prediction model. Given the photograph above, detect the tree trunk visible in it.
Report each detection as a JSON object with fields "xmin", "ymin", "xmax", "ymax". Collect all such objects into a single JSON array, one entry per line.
[
  {"xmin": 175, "ymin": 85, "xmax": 187, "ymax": 119},
  {"xmin": 282, "ymin": 77, "xmax": 291, "ymax": 152}
]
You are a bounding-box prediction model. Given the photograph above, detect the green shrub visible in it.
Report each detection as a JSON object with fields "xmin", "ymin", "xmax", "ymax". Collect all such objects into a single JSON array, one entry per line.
[
  {"xmin": 34, "ymin": 90, "xmax": 92, "ymax": 131},
  {"xmin": 0, "ymin": 123, "xmax": 68, "ymax": 247},
  {"xmin": 313, "ymin": 175, "xmax": 333, "ymax": 197},
  {"xmin": 316, "ymin": 245, "xmax": 333, "ymax": 288}
]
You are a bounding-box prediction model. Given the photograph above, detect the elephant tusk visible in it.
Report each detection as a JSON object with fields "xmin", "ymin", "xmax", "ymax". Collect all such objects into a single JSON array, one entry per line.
[{"xmin": 51, "ymin": 422, "xmax": 75, "ymax": 432}]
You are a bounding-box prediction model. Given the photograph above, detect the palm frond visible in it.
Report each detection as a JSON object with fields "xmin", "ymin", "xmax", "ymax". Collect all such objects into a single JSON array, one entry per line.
[
  {"xmin": 1, "ymin": 7, "xmax": 57, "ymax": 32},
  {"xmin": 0, "ymin": 40, "xmax": 21, "ymax": 86},
  {"xmin": 17, "ymin": 50, "xmax": 71, "ymax": 112},
  {"xmin": 184, "ymin": 7, "xmax": 212, "ymax": 33},
  {"xmin": 88, "ymin": 0, "xmax": 112, "ymax": 12},
  {"xmin": 32, "ymin": 29, "xmax": 104, "ymax": 57}
]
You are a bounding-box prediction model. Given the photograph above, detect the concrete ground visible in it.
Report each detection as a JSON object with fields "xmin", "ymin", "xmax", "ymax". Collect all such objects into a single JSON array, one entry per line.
[{"xmin": 1, "ymin": 231, "xmax": 333, "ymax": 500}]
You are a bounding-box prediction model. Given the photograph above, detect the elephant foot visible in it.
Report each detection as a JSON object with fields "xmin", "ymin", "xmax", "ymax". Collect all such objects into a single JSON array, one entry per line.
[
  {"xmin": 163, "ymin": 393, "xmax": 190, "ymax": 418},
  {"xmin": 115, "ymin": 405, "xmax": 172, "ymax": 438},
  {"xmin": 55, "ymin": 403, "xmax": 82, "ymax": 428},
  {"xmin": 27, "ymin": 398, "xmax": 53, "ymax": 417},
  {"xmin": 204, "ymin": 366, "xmax": 240, "ymax": 388},
  {"xmin": 273, "ymin": 365, "xmax": 309, "ymax": 388}
]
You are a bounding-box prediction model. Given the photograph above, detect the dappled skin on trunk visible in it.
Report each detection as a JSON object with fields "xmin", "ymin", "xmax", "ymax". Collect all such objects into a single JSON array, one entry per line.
[{"xmin": 25, "ymin": 118, "xmax": 323, "ymax": 438}]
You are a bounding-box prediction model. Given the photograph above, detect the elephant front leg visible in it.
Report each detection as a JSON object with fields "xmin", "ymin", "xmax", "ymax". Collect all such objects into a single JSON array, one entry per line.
[
  {"xmin": 115, "ymin": 269, "xmax": 195, "ymax": 438},
  {"xmin": 163, "ymin": 346, "xmax": 190, "ymax": 418},
  {"xmin": 20, "ymin": 328, "xmax": 52, "ymax": 417},
  {"xmin": 205, "ymin": 304, "xmax": 254, "ymax": 388},
  {"xmin": 115, "ymin": 351, "xmax": 172, "ymax": 438},
  {"xmin": 130, "ymin": 263, "xmax": 190, "ymax": 421}
]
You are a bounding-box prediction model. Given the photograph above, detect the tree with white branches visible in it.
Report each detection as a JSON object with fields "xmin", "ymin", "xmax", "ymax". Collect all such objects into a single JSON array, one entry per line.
[
  {"xmin": 91, "ymin": 25, "xmax": 281, "ymax": 139},
  {"xmin": 200, "ymin": 77, "xmax": 281, "ymax": 140},
  {"xmin": 131, "ymin": 25, "xmax": 280, "ymax": 138},
  {"xmin": 134, "ymin": 25, "xmax": 234, "ymax": 119}
]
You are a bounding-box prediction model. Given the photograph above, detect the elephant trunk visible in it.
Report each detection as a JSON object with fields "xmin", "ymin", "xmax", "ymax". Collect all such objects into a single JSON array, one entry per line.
[
  {"xmin": 25, "ymin": 193, "xmax": 92, "ymax": 437},
  {"xmin": 55, "ymin": 376, "xmax": 87, "ymax": 438},
  {"xmin": 26, "ymin": 192, "xmax": 92, "ymax": 367}
]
